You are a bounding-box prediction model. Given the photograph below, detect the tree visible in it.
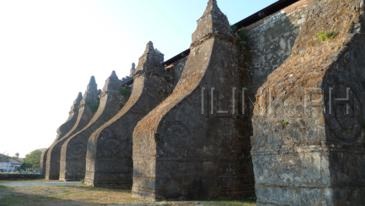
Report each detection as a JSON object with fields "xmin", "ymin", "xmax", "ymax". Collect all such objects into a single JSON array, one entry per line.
[{"xmin": 22, "ymin": 149, "xmax": 43, "ymax": 169}]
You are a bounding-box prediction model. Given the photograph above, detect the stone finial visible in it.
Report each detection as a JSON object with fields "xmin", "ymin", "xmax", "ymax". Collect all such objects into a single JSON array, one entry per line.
[
  {"xmin": 83, "ymin": 76, "xmax": 99, "ymax": 106},
  {"xmin": 130, "ymin": 63, "xmax": 136, "ymax": 77},
  {"xmin": 108, "ymin": 71, "xmax": 118, "ymax": 81},
  {"xmin": 205, "ymin": 0, "xmax": 218, "ymax": 14},
  {"xmin": 88, "ymin": 76, "xmax": 97, "ymax": 89},
  {"xmin": 192, "ymin": 0, "xmax": 232, "ymax": 44},
  {"xmin": 144, "ymin": 41, "xmax": 154, "ymax": 54},
  {"xmin": 103, "ymin": 70, "xmax": 122, "ymax": 92},
  {"xmin": 136, "ymin": 41, "xmax": 164, "ymax": 73}
]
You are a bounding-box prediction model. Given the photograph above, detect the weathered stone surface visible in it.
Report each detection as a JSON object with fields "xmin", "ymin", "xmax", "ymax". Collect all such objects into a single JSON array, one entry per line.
[
  {"xmin": 130, "ymin": 63, "xmax": 136, "ymax": 77},
  {"xmin": 132, "ymin": 0, "xmax": 254, "ymax": 200},
  {"xmin": 251, "ymin": 0, "xmax": 365, "ymax": 205},
  {"xmin": 243, "ymin": 0, "xmax": 310, "ymax": 92},
  {"xmin": 40, "ymin": 149, "xmax": 47, "ymax": 176},
  {"xmin": 59, "ymin": 71, "xmax": 130, "ymax": 181},
  {"xmin": 84, "ymin": 42, "xmax": 174, "ymax": 188},
  {"xmin": 55, "ymin": 92, "xmax": 83, "ymax": 140},
  {"xmin": 45, "ymin": 77, "xmax": 99, "ymax": 180}
]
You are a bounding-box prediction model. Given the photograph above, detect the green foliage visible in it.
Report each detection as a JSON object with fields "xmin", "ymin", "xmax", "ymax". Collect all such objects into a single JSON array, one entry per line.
[
  {"xmin": 280, "ymin": 119, "xmax": 290, "ymax": 129},
  {"xmin": 18, "ymin": 163, "xmax": 32, "ymax": 171},
  {"xmin": 317, "ymin": 31, "xmax": 338, "ymax": 42},
  {"xmin": 22, "ymin": 149, "xmax": 42, "ymax": 170},
  {"xmin": 120, "ymin": 87, "xmax": 131, "ymax": 97}
]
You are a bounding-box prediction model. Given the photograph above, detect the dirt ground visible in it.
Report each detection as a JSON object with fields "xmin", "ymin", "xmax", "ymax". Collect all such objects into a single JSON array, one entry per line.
[{"xmin": 0, "ymin": 180, "xmax": 255, "ymax": 206}]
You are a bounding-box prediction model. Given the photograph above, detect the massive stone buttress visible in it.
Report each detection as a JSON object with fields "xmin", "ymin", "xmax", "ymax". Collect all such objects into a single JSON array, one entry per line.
[
  {"xmin": 45, "ymin": 77, "xmax": 99, "ymax": 180},
  {"xmin": 251, "ymin": 0, "xmax": 365, "ymax": 205},
  {"xmin": 59, "ymin": 71, "xmax": 130, "ymax": 181},
  {"xmin": 132, "ymin": 0, "xmax": 254, "ymax": 200},
  {"xmin": 84, "ymin": 42, "xmax": 174, "ymax": 188},
  {"xmin": 40, "ymin": 92, "xmax": 82, "ymax": 177}
]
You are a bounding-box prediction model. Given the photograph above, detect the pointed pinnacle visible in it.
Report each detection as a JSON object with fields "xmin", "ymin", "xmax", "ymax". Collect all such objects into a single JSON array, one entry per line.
[
  {"xmin": 208, "ymin": 0, "xmax": 217, "ymax": 7},
  {"xmin": 85, "ymin": 76, "xmax": 98, "ymax": 95},
  {"xmin": 84, "ymin": 75, "xmax": 98, "ymax": 101},
  {"xmin": 130, "ymin": 63, "xmax": 136, "ymax": 77},
  {"xmin": 109, "ymin": 71, "xmax": 119, "ymax": 80},
  {"xmin": 144, "ymin": 41, "xmax": 154, "ymax": 54},
  {"xmin": 136, "ymin": 41, "xmax": 164, "ymax": 73},
  {"xmin": 76, "ymin": 92, "xmax": 83, "ymax": 100},
  {"xmin": 103, "ymin": 71, "xmax": 122, "ymax": 92},
  {"xmin": 88, "ymin": 76, "xmax": 97, "ymax": 87},
  {"xmin": 204, "ymin": 0, "xmax": 219, "ymax": 15},
  {"xmin": 192, "ymin": 0, "xmax": 231, "ymax": 44}
]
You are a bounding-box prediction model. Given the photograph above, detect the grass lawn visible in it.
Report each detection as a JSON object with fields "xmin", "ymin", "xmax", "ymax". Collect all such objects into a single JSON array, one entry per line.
[{"xmin": 0, "ymin": 180, "xmax": 255, "ymax": 206}]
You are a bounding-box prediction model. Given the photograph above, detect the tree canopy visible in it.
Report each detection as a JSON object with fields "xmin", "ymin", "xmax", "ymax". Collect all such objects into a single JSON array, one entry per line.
[{"xmin": 22, "ymin": 149, "xmax": 43, "ymax": 169}]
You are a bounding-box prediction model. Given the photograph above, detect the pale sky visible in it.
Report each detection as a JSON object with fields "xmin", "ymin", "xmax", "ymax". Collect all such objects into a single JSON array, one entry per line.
[{"xmin": 0, "ymin": 0, "xmax": 276, "ymax": 157}]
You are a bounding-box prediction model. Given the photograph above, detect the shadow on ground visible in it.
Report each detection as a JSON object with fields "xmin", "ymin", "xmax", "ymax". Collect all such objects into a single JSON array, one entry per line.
[{"xmin": 0, "ymin": 181, "xmax": 255, "ymax": 206}]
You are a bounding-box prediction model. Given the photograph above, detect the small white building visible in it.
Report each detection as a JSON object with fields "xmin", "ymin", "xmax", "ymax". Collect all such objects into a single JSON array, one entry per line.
[{"xmin": 0, "ymin": 159, "xmax": 22, "ymax": 173}]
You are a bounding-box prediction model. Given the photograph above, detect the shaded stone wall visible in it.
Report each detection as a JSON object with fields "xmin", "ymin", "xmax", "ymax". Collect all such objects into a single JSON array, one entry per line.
[
  {"xmin": 242, "ymin": 0, "xmax": 309, "ymax": 92},
  {"xmin": 325, "ymin": 34, "xmax": 365, "ymax": 206},
  {"xmin": 165, "ymin": 57, "xmax": 187, "ymax": 87},
  {"xmin": 45, "ymin": 77, "xmax": 99, "ymax": 180},
  {"xmin": 251, "ymin": 0, "xmax": 365, "ymax": 205},
  {"xmin": 132, "ymin": 0, "xmax": 254, "ymax": 200},
  {"xmin": 84, "ymin": 42, "xmax": 174, "ymax": 188},
  {"xmin": 59, "ymin": 71, "xmax": 129, "ymax": 181}
]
